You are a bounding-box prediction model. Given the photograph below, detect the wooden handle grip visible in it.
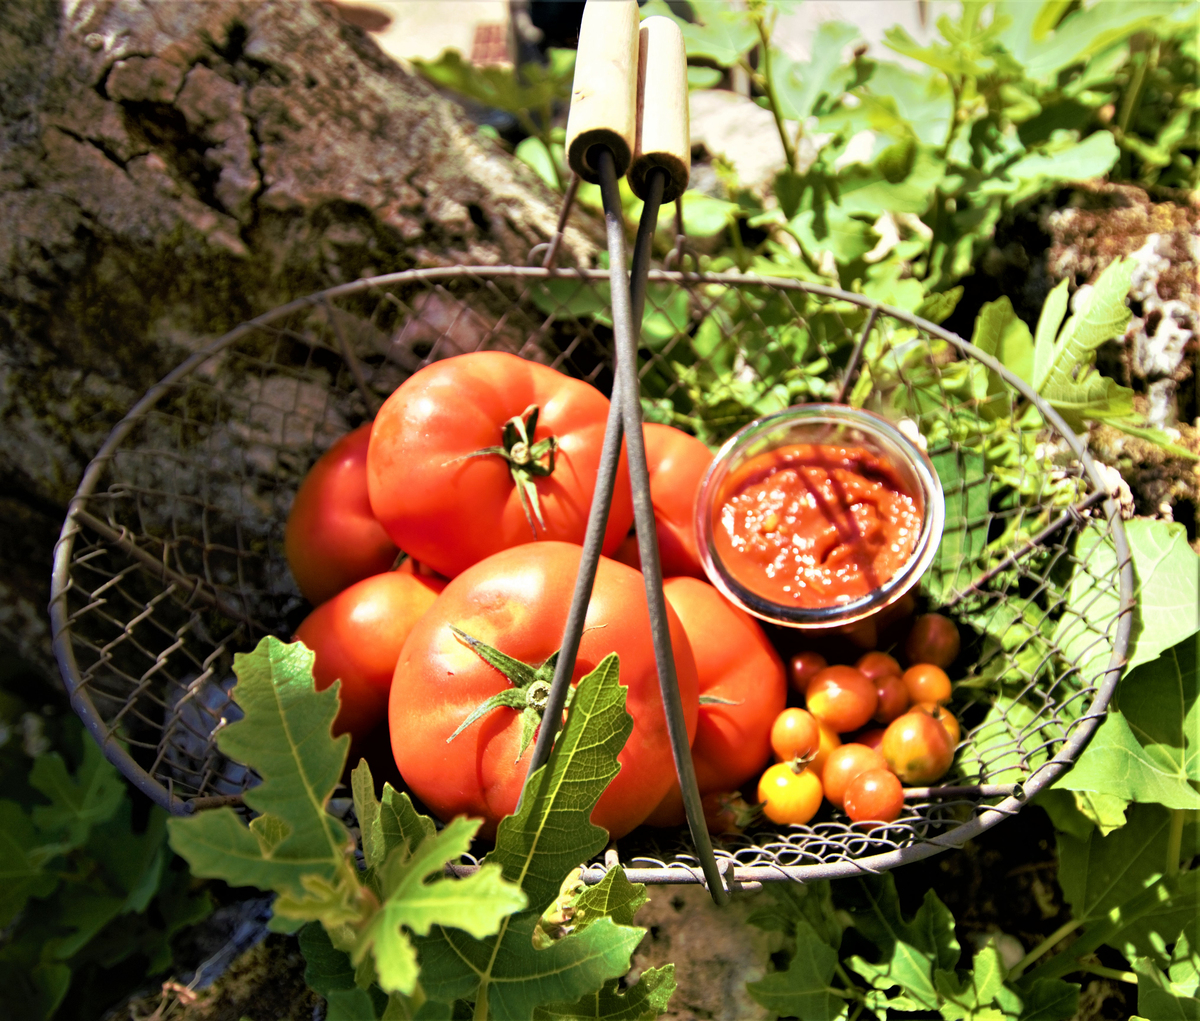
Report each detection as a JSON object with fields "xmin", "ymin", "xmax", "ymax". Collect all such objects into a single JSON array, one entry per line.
[
  {"xmin": 565, "ymin": 0, "xmax": 640, "ymax": 182},
  {"xmin": 630, "ymin": 16, "xmax": 690, "ymax": 203}
]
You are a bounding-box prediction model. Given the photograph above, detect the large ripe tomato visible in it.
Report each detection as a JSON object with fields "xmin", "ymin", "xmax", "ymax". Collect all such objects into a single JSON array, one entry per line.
[
  {"xmin": 285, "ymin": 423, "xmax": 400, "ymax": 606},
  {"xmin": 612, "ymin": 424, "xmax": 713, "ymax": 579},
  {"xmin": 389, "ymin": 542, "xmax": 699, "ymax": 839},
  {"xmin": 644, "ymin": 577, "xmax": 786, "ymax": 826},
  {"xmin": 367, "ymin": 352, "xmax": 634, "ymax": 579},
  {"xmin": 294, "ymin": 571, "xmax": 444, "ymax": 742}
]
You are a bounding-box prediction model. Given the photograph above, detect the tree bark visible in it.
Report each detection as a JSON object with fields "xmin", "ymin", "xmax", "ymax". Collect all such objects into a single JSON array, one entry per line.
[{"xmin": 0, "ymin": 0, "xmax": 594, "ymax": 674}]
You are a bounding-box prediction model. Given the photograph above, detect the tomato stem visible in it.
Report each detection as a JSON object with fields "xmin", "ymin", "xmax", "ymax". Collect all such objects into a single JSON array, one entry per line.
[
  {"xmin": 447, "ymin": 404, "xmax": 558, "ymax": 537},
  {"xmin": 444, "ymin": 626, "xmax": 573, "ymax": 762}
]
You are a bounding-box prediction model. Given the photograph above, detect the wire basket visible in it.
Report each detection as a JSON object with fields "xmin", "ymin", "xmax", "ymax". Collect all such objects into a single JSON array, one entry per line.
[{"xmin": 49, "ymin": 266, "xmax": 1133, "ymax": 886}]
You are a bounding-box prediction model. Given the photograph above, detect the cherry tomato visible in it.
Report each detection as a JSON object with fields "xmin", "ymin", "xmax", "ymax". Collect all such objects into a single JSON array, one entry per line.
[
  {"xmin": 644, "ymin": 578, "xmax": 787, "ymax": 826},
  {"xmin": 882, "ymin": 710, "xmax": 954, "ymax": 784},
  {"xmin": 758, "ymin": 763, "xmax": 823, "ymax": 825},
  {"xmin": 702, "ymin": 790, "xmax": 757, "ymax": 835},
  {"xmin": 294, "ymin": 571, "xmax": 444, "ymax": 742},
  {"xmin": 770, "ymin": 708, "xmax": 821, "ymax": 763},
  {"xmin": 389, "ymin": 542, "xmax": 699, "ymax": 839},
  {"xmin": 368, "ymin": 352, "xmax": 634, "ymax": 578},
  {"xmin": 806, "ymin": 666, "xmax": 878, "ymax": 733},
  {"xmin": 904, "ymin": 613, "xmax": 961, "ymax": 668},
  {"xmin": 844, "ymin": 768, "xmax": 904, "ymax": 824},
  {"xmin": 811, "ymin": 719, "xmax": 842, "ymax": 776},
  {"xmin": 916, "ymin": 701, "xmax": 961, "ymax": 746},
  {"xmin": 855, "ymin": 651, "xmax": 901, "ymax": 682},
  {"xmin": 872, "ymin": 674, "xmax": 910, "ymax": 725},
  {"xmin": 855, "ymin": 727, "xmax": 886, "ymax": 753},
  {"xmin": 902, "ymin": 663, "xmax": 952, "ymax": 704},
  {"xmin": 286, "ymin": 424, "xmax": 400, "ymax": 606},
  {"xmin": 822, "ymin": 743, "xmax": 888, "ymax": 809},
  {"xmin": 788, "ymin": 651, "xmax": 827, "ymax": 695}
]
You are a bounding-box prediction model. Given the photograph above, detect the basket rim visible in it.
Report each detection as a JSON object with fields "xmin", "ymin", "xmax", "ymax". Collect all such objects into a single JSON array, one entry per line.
[{"xmin": 47, "ymin": 266, "xmax": 1135, "ymax": 883}]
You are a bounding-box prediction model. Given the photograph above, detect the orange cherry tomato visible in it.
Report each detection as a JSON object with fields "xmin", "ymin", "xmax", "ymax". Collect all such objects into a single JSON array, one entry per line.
[
  {"xmin": 916, "ymin": 701, "xmax": 961, "ymax": 746},
  {"xmin": 872, "ymin": 674, "xmax": 910, "ymax": 724},
  {"xmin": 844, "ymin": 768, "xmax": 905, "ymax": 824},
  {"xmin": 904, "ymin": 613, "xmax": 961, "ymax": 668},
  {"xmin": 822, "ymin": 743, "xmax": 888, "ymax": 809},
  {"xmin": 294, "ymin": 571, "xmax": 444, "ymax": 742},
  {"xmin": 806, "ymin": 666, "xmax": 878, "ymax": 733},
  {"xmin": 882, "ymin": 710, "xmax": 954, "ymax": 784},
  {"xmin": 902, "ymin": 663, "xmax": 952, "ymax": 704},
  {"xmin": 855, "ymin": 651, "xmax": 902, "ymax": 682},
  {"xmin": 788, "ymin": 651, "xmax": 827, "ymax": 696},
  {"xmin": 770, "ymin": 708, "xmax": 821, "ymax": 763},
  {"xmin": 758, "ymin": 763, "xmax": 823, "ymax": 825}
]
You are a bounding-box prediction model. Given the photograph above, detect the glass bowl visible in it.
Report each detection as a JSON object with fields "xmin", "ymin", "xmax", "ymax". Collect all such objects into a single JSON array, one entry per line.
[{"xmin": 695, "ymin": 404, "xmax": 944, "ymax": 629}]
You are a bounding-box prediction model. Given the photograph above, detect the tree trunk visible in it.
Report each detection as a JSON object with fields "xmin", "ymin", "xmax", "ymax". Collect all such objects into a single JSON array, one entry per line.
[{"xmin": 0, "ymin": 0, "xmax": 594, "ymax": 675}]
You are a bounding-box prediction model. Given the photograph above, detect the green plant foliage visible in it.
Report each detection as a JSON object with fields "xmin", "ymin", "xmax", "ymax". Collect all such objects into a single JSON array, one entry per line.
[
  {"xmin": 415, "ymin": 655, "xmax": 653, "ymax": 1020},
  {"xmin": 0, "ymin": 721, "xmax": 210, "ymax": 1021},
  {"xmin": 746, "ymin": 916, "xmax": 844, "ymax": 1020}
]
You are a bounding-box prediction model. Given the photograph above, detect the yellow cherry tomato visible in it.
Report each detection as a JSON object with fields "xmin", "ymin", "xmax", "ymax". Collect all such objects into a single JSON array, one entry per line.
[{"xmin": 758, "ymin": 763, "xmax": 823, "ymax": 825}]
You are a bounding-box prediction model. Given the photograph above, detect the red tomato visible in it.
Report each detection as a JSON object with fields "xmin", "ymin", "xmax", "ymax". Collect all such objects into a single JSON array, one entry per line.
[
  {"xmin": 806, "ymin": 666, "xmax": 878, "ymax": 733},
  {"xmin": 642, "ymin": 424, "xmax": 714, "ymax": 578},
  {"xmin": 855, "ymin": 727, "xmax": 886, "ymax": 752},
  {"xmin": 294, "ymin": 571, "xmax": 444, "ymax": 742},
  {"xmin": 882, "ymin": 710, "xmax": 954, "ymax": 784},
  {"xmin": 286, "ymin": 424, "xmax": 399, "ymax": 606},
  {"xmin": 915, "ymin": 701, "xmax": 961, "ymax": 746},
  {"xmin": 821, "ymin": 743, "xmax": 888, "ymax": 809},
  {"xmin": 367, "ymin": 352, "xmax": 634, "ymax": 578},
  {"xmin": 389, "ymin": 543, "xmax": 699, "ymax": 839},
  {"xmin": 644, "ymin": 578, "xmax": 786, "ymax": 826},
  {"xmin": 904, "ymin": 613, "xmax": 961, "ymax": 668},
  {"xmin": 758, "ymin": 763, "xmax": 823, "ymax": 825},
  {"xmin": 855, "ymin": 651, "xmax": 902, "ymax": 682},
  {"xmin": 872, "ymin": 674, "xmax": 910, "ymax": 724},
  {"xmin": 844, "ymin": 768, "xmax": 904, "ymax": 824},
  {"xmin": 788, "ymin": 651, "xmax": 827, "ymax": 696}
]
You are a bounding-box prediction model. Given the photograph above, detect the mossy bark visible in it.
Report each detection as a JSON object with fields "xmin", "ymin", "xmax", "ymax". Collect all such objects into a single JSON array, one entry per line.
[{"xmin": 0, "ymin": 0, "xmax": 595, "ymax": 673}]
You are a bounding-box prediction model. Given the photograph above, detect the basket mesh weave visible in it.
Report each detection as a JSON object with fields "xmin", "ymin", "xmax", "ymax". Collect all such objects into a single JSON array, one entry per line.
[{"xmin": 50, "ymin": 267, "xmax": 1132, "ymax": 883}]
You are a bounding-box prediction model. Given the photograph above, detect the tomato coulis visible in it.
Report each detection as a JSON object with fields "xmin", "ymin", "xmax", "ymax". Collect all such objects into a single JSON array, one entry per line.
[{"xmin": 713, "ymin": 443, "xmax": 922, "ymax": 609}]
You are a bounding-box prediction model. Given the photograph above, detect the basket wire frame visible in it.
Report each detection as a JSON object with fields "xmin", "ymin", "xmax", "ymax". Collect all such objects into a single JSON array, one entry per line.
[{"xmin": 49, "ymin": 265, "xmax": 1134, "ymax": 886}]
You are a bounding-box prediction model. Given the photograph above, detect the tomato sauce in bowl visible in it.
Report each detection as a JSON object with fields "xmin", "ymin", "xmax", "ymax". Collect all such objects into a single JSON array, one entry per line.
[
  {"xmin": 714, "ymin": 443, "xmax": 922, "ymax": 609},
  {"xmin": 697, "ymin": 406, "xmax": 943, "ymax": 629}
]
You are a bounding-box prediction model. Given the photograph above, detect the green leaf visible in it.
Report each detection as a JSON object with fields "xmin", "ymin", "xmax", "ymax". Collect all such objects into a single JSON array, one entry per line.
[
  {"xmin": 28, "ymin": 738, "xmax": 125, "ymax": 848},
  {"xmin": 571, "ymin": 866, "xmax": 647, "ymax": 931},
  {"xmin": 925, "ymin": 446, "xmax": 990, "ymax": 602},
  {"xmin": 976, "ymin": 132, "xmax": 1121, "ymax": 206},
  {"xmin": 416, "ymin": 655, "xmax": 647, "ymax": 1020},
  {"xmin": 352, "ymin": 760, "xmax": 435, "ymax": 879},
  {"xmin": 770, "ymin": 22, "xmax": 859, "ymax": 121},
  {"xmin": 1016, "ymin": 978, "xmax": 1080, "ymax": 1021},
  {"xmin": 656, "ymin": 190, "xmax": 738, "ymax": 239},
  {"xmin": 301, "ymin": 923, "xmax": 388, "ymax": 1020},
  {"xmin": 863, "ymin": 63, "xmax": 954, "ymax": 148},
  {"xmin": 674, "ymin": 7, "xmax": 758, "ymax": 67},
  {"xmin": 0, "ymin": 800, "xmax": 59, "ymax": 928},
  {"xmin": 532, "ymin": 966, "xmax": 676, "ymax": 1020},
  {"xmin": 746, "ymin": 917, "xmax": 844, "ymax": 1020},
  {"xmin": 167, "ymin": 638, "xmax": 353, "ymax": 905},
  {"xmin": 1032, "ymin": 280, "xmax": 1069, "ymax": 389},
  {"xmin": 1136, "ymin": 954, "xmax": 1200, "ymax": 1020},
  {"xmin": 355, "ymin": 817, "xmax": 527, "ymax": 996},
  {"xmin": 971, "ymin": 296, "xmax": 1035, "ymax": 392}
]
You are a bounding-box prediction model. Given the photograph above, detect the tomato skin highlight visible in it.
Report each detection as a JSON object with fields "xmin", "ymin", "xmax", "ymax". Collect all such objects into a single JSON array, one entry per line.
[
  {"xmin": 902, "ymin": 663, "xmax": 952, "ymax": 704},
  {"xmin": 367, "ymin": 352, "xmax": 634, "ymax": 578},
  {"xmin": 389, "ymin": 542, "xmax": 699, "ymax": 839},
  {"xmin": 286, "ymin": 424, "xmax": 400, "ymax": 606},
  {"xmin": 644, "ymin": 577, "xmax": 787, "ymax": 827},
  {"xmin": 294, "ymin": 571, "xmax": 444, "ymax": 742},
  {"xmin": 788, "ymin": 651, "xmax": 827, "ymax": 696},
  {"xmin": 844, "ymin": 768, "xmax": 904, "ymax": 824},
  {"xmin": 758, "ymin": 763, "xmax": 823, "ymax": 825},
  {"xmin": 905, "ymin": 613, "xmax": 961, "ymax": 668},
  {"xmin": 822, "ymin": 743, "xmax": 888, "ymax": 810},
  {"xmin": 805, "ymin": 665, "xmax": 878, "ymax": 733},
  {"xmin": 882, "ymin": 710, "xmax": 954, "ymax": 784}
]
